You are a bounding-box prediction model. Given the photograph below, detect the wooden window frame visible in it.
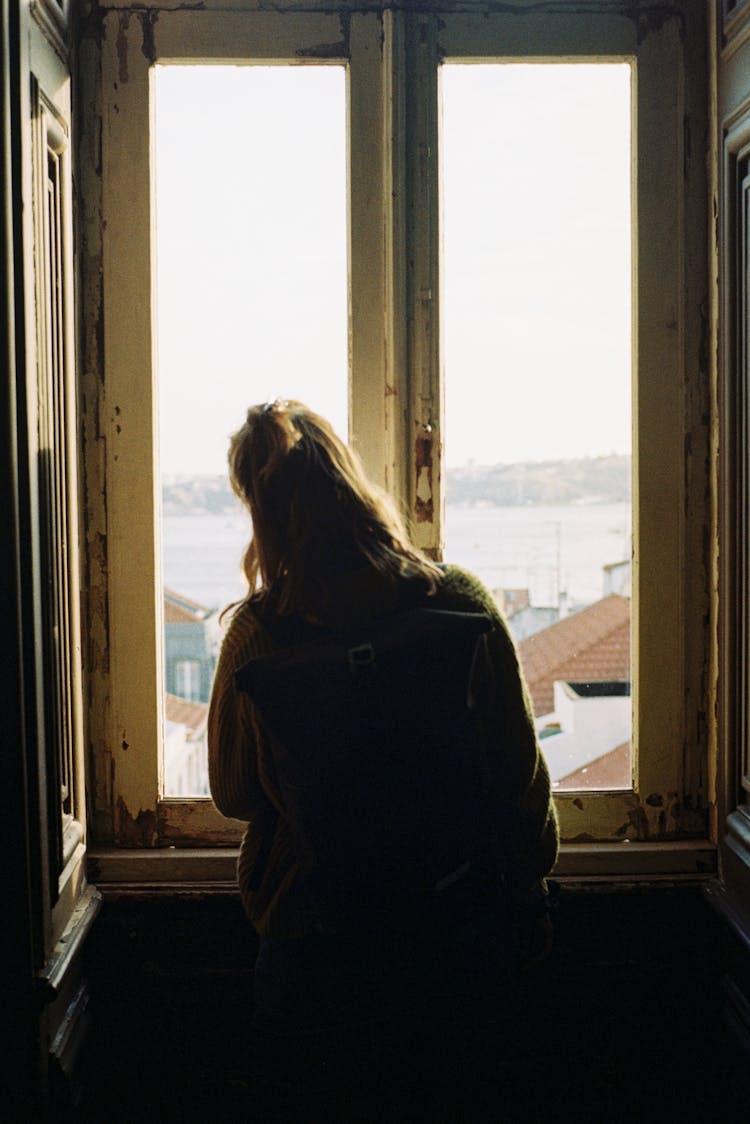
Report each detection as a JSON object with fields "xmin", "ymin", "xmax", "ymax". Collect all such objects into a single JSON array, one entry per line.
[
  {"xmin": 23, "ymin": 2, "xmax": 97, "ymax": 974},
  {"xmin": 717, "ymin": 66, "xmax": 750, "ymax": 920},
  {"xmin": 84, "ymin": 1, "xmax": 713, "ymax": 885}
]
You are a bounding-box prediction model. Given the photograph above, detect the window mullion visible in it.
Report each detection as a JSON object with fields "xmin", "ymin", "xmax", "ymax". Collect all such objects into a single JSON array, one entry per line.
[
  {"xmin": 404, "ymin": 13, "xmax": 442, "ymax": 559},
  {"xmin": 348, "ymin": 11, "xmax": 410, "ymax": 512}
]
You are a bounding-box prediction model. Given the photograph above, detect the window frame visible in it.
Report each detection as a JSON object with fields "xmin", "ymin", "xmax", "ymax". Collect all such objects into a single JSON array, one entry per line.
[
  {"xmin": 84, "ymin": 0, "xmax": 713, "ymax": 882},
  {"xmin": 716, "ymin": 0, "xmax": 750, "ymax": 925},
  {"xmin": 91, "ymin": 6, "xmax": 398, "ymax": 848},
  {"xmin": 425, "ymin": 6, "xmax": 710, "ymax": 855},
  {"xmin": 26, "ymin": 16, "xmax": 91, "ymax": 951}
]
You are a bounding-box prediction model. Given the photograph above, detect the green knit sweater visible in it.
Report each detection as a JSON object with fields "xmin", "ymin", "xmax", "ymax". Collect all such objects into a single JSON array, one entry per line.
[{"xmin": 208, "ymin": 564, "xmax": 559, "ymax": 938}]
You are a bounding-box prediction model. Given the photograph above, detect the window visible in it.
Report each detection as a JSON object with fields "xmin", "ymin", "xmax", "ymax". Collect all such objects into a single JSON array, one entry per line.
[
  {"xmin": 711, "ymin": 0, "xmax": 750, "ymax": 998},
  {"xmin": 154, "ymin": 64, "xmax": 348, "ymax": 793},
  {"xmin": 86, "ymin": 2, "xmax": 711, "ymax": 878},
  {"xmin": 32, "ymin": 73, "xmax": 88, "ymax": 938},
  {"xmin": 173, "ymin": 661, "xmax": 200, "ymax": 703},
  {"xmin": 718, "ymin": 96, "xmax": 750, "ymax": 906},
  {"xmin": 20, "ymin": 3, "xmax": 98, "ymax": 968},
  {"xmin": 441, "ymin": 61, "xmax": 633, "ymax": 792}
]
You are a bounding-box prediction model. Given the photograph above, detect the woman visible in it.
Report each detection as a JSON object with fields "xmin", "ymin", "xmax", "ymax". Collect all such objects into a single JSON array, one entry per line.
[{"xmin": 208, "ymin": 400, "xmax": 558, "ymax": 1117}]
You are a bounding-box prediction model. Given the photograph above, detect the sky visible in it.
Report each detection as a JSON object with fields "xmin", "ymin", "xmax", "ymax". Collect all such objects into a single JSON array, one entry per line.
[{"xmin": 154, "ymin": 61, "xmax": 632, "ymax": 476}]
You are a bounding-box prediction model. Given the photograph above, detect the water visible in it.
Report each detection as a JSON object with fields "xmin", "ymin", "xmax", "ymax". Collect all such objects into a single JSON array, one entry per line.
[
  {"xmin": 163, "ymin": 502, "xmax": 631, "ymax": 614},
  {"xmin": 163, "ymin": 511, "xmax": 251, "ymax": 612},
  {"xmin": 163, "ymin": 504, "xmax": 632, "ymax": 794},
  {"xmin": 445, "ymin": 502, "xmax": 630, "ymax": 607}
]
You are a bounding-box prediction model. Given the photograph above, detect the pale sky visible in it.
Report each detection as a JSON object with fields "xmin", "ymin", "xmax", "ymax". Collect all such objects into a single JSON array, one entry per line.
[{"xmin": 154, "ymin": 61, "xmax": 632, "ymax": 475}]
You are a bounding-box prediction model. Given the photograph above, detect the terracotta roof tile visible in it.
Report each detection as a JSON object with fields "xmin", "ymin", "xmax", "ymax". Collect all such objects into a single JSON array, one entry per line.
[
  {"xmin": 164, "ymin": 588, "xmax": 212, "ymax": 624},
  {"xmin": 556, "ymin": 740, "xmax": 631, "ymax": 790},
  {"xmin": 165, "ymin": 693, "xmax": 208, "ymax": 736},
  {"xmin": 518, "ymin": 594, "xmax": 630, "ymax": 716}
]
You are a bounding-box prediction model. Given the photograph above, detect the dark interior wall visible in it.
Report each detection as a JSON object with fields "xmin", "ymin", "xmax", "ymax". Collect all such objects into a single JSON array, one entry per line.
[
  {"xmin": 74, "ymin": 885, "xmax": 747, "ymax": 1123},
  {"xmin": 80, "ymin": 894, "xmax": 257, "ymax": 1122}
]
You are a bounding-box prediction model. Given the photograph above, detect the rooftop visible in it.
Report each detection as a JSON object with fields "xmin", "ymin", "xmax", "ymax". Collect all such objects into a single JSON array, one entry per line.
[
  {"xmin": 165, "ymin": 693, "xmax": 208, "ymax": 737},
  {"xmin": 556, "ymin": 740, "xmax": 631, "ymax": 790},
  {"xmin": 518, "ymin": 593, "xmax": 630, "ymax": 716},
  {"xmin": 164, "ymin": 588, "xmax": 213, "ymax": 624}
]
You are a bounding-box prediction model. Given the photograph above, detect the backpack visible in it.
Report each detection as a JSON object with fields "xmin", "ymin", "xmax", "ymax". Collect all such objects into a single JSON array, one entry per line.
[{"xmin": 234, "ymin": 606, "xmax": 505, "ymax": 934}]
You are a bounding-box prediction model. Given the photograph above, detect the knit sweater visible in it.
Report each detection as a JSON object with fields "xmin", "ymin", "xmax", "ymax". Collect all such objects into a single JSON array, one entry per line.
[{"xmin": 208, "ymin": 564, "xmax": 559, "ymax": 938}]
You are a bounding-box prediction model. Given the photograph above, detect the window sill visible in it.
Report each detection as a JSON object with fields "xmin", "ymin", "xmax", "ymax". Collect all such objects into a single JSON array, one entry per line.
[
  {"xmin": 554, "ymin": 839, "xmax": 716, "ymax": 880},
  {"xmin": 88, "ymin": 839, "xmax": 717, "ymax": 896},
  {"xmin": 88, "ymin": 847, "xmax": 241, "ymax": 895}
]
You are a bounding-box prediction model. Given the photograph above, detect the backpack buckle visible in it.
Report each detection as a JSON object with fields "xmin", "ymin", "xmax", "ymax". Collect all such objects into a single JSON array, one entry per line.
[{"xmin": 348, "ymin": 642, "xmax": 375, "ymax": 675}]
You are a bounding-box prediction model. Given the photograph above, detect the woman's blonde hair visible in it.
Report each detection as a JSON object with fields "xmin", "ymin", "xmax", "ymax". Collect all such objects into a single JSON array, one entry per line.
[{"xmin": 227, "ymin": 400, "xmax": 441, "ymax": 616}]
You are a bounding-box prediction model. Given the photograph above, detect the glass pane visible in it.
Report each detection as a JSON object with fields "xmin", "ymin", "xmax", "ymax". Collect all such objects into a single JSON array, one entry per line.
[
  {"xmin": 441, "ymin": 62, "xmax": 632, "ymax": 791},
  {"xmin": 154, "ymin": 65, "xmax": 348, "ymax": 796}
]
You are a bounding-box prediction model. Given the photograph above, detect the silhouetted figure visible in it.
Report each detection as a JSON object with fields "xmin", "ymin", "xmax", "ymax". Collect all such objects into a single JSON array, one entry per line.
[{"xmin": 209, "ymin": 400, "xmax": 558, "ymax": 1121}]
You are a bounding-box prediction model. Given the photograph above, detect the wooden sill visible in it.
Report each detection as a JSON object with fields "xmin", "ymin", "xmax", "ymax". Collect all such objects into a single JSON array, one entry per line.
[{"xmin": 88, "ymin": 839, "xmax": 717, "ymax": 895}]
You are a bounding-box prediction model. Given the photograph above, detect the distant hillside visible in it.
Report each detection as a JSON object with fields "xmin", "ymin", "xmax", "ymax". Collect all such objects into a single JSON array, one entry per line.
[
  {"xmin": 162, "ymin": 475, "xmax": 240, "ymax": 516},
  {"xmin": 162, "ymin": 454, "xmax": 631, "ymax": 515},
  {"xmin": 447, "ymin": 454, "xmax": 631, "ymax": 507}
]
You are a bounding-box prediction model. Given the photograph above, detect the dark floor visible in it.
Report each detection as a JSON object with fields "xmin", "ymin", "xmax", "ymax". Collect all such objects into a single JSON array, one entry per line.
[{"xmin": 73, "ymin": 885, "xmax": 747, "ymax": 1123}]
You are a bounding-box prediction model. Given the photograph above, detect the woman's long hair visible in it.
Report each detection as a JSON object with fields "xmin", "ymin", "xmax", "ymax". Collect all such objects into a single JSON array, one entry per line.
[{"xmin": 227, "ymin": 400, "xmax": 441, "ymax": 617}]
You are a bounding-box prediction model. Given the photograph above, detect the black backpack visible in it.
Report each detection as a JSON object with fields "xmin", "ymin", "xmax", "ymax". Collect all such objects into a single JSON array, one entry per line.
[{"xmin": 235, "ymin": 606, "xmax": 505, "ymax": 934}]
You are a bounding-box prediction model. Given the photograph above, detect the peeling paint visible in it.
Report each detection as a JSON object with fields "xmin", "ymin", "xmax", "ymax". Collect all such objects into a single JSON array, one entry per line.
[
  {"xmin": 116, "ymin": 13, "xmax": 129, "ymax": 86},
  {"xmin": 670, "ymin": 798, "xmax": 681, "ymax": 827},
  {"xmin": 76, "ymin": 0, "xmax": 106, "ymax": 55},
  {"xmin": 616, "ymin": 802, "xmax": 649, "ymax": 839},
  {"xmin": 610, "ymin": 789, "xmax": 710, "ymax": 841},
  {"xmin": 296, "ymin": 40, "xmax": 349, "ymax": 59},
  {"xmin": 117, "ymin": 796, "xmax": 158, "ymax": 848},
  {"xmin": 628, "ymin": 4, "xmax": 684, "ymax": 46},
  {"xmin": 140, "ymin": 9, "xmax": 158, "ymax": 65},
  {"xmin": 296, "ymin": 12, "xmax": 349, "ymax": 59},
  {"xmin": 429, "ymin": 1, "xmax": 683, "ymax": 47},
  {"xmin": 88, "ymin": 532, "xmax": 110, "ymax": 675},
  {"xmin": 415, "ymin": 429, "xmax": 434, "ymax": 524}
]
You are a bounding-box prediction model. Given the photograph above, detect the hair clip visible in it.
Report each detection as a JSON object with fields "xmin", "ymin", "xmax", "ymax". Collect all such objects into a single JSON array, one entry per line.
[{"xmin": 262, "ymin": 398, "xmax": 287, "ymax": 415}]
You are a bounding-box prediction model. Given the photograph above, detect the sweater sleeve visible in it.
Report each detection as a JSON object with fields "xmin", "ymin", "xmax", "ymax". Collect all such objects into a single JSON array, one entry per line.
[
  {"xmin": 438, "ymin": 566, "xmax": 559, "ymax": 905},
  {"xmin": 208, "ymin": 602, "xmax": 274, "ymax": 821}
]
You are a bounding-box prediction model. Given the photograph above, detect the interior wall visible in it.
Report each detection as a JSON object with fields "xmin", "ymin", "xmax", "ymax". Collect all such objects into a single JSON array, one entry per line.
[{"xmin": 75, "ymin": 886, "xmax": 746, "ymax": 1121}]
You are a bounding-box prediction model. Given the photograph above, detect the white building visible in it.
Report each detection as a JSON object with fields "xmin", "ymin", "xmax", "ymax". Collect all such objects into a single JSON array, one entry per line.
[
  {"xmin": 163, "ymin": 694, "xmax": 210, "ymax": 796},
  {"xmin": 538, "ymin": 679, "xmax": 631, "ymax": 787}
]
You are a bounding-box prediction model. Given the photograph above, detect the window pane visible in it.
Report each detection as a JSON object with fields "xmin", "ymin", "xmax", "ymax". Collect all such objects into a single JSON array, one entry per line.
[
  {"xmin": 441, "ymin": 62, "xmax": 633, "ymax": 791},
  {"xmin": 154, "ymin": 65, "xmax": 348, "ymax": 795}
]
